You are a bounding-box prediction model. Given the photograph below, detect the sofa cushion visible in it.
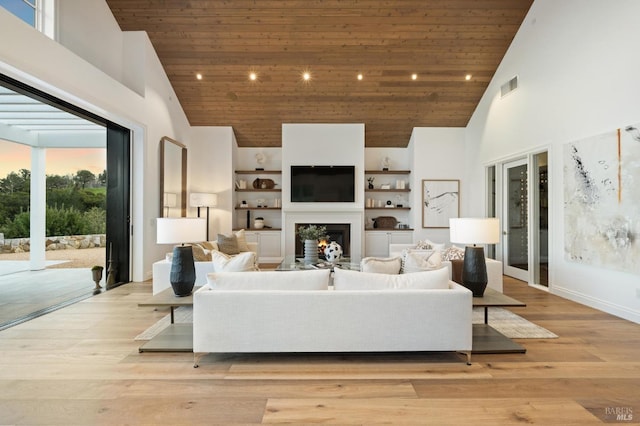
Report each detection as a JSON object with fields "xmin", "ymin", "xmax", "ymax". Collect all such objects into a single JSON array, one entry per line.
[
  {"xmin": 333, "ymin": 267, "xmax": 449, "ymax": 290},
  {"xmin": 211, "ymin": 251, "xmax": 258, "ymax": 272},
  {"xmin": 401, "ymin": 249, "xmax": 443, "ymax": 273},
  {"xmin": 207, "ymin": 269, "xmax": 330, "ymax": 290},
  {"xmin": 216, "ymin": 233, "xmax": 240, "ymax": 255},
  {"xmin": 360, "ymin": 256, "xmax": 402, "ymax": 274}
]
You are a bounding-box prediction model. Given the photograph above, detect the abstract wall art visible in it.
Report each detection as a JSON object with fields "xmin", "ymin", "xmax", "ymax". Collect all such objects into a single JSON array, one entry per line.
[
  {"xmin": 564, "ymin": 123, "xmax": 640, "ymax": 274},
  {"xmin": 422, "ymin": 179, "xmax": 459, "ymax": 228}
]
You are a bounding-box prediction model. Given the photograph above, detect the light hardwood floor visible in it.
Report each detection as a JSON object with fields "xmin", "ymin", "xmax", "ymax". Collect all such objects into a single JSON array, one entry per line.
[{"xmin": 0, "ymin": 277, "xmax": 638, "ymax": 424}]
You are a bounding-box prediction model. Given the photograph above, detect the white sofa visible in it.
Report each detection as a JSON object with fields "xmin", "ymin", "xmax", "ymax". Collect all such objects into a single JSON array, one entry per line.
[
  {"xmin": 389, "ymin": 243, "xmax": 503, "ymax": 293},
  {"xmin": 193, "ymin": 268, "xmax": 473, "ymax": 367},
  {"xmin": 152, "ymin": 242, "xmax": 258, "ymax": 295}
]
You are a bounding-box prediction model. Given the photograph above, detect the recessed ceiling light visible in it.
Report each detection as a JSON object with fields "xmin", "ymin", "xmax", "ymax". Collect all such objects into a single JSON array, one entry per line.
[
  {"xmin": 249, "ymin": 72, "xmax": 257, "ymax": 81},
  {"xmin": 196, "ymin": 73, "xmax": 203, "ymax": 80},
  {"xmin": 302, "ymin": 71, "xmax": 311, "ymax": 81},
  {"xmin": 465, "ymin": 74, "xmax": 472, "ymax": 81},
  {"xmin": 357, "ymin": 73, "xmax": 363, "ymax": 81},
  {"xmin": 411, "ymin": 74, "xmax": 418, "ymax": 80}
]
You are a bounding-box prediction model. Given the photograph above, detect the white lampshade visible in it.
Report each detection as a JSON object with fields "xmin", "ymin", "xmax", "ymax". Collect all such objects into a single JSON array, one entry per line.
[
  {"xmin": 189, "ymin": 192, "xmax": 218, "ymax": 207},
  {"xmin": 163, "ymin": 192, "xmax": 177, "ymax": 208},
  {"xmin": 449, "ymin": 218, "xmax": 500, "ymax": 245},
  {"xmin": 156, "ymin": 218, "xmax": 206, "ymax": 244}
]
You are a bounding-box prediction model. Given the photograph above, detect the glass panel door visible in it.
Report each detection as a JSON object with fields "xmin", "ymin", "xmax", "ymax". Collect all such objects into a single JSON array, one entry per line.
[{"xmin": 502, "ymin": 159, "xmax": 529, "ymax": 281}]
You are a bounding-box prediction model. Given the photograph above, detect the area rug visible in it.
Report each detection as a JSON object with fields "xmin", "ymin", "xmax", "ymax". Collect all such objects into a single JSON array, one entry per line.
[
  {"xmin": 472, "ymin": 307, "xmax": 558, "ymax": 339},
  {"xmin": 136, "ymin": 307, "xmax": 557, "ymax": 340}
]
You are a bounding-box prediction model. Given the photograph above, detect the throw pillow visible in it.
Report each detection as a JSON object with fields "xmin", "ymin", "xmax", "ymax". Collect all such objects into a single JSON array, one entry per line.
[
  {"xmin": 234, "ymin": 229, "xmax": 250, "ymax": 252},
  {"xmin": 401, "ymin": 249, "xmax": 443, "ymax": 273},
  {"xmin": 216, "ymin": 233, "xmax": 239, "ymax": 255},
  {"xmin": 415, "ymin": 239, "xmax": 446, "ymax": 251},
  {"xmin": 191, "ymin": 244, "xmax": 212, "ymax": 262},
  {"xmin": 333, "ymin": 267, "xmax": 449, "ymax": 290},
  {"xmin": 207, "ymin": 269, "xmax": 330, "ymax": 290},
  {"xmin": 200, "ymin": 241, "xmax": 217, "ymax": 251},
  {"xmin": 360, "ymin": 256, "xmax": 402, "ymax": 274},
  {"xmin": 442, "ymin": 246, "xmax": 465, "ymax": 261},
  {"xmin": 211, "ymin": 251, "xmax": 257, "ymax": 272}
]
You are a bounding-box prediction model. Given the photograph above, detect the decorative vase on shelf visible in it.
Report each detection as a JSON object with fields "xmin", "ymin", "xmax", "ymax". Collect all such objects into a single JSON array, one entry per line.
[
  {"xmin": 304, "ymin": 239, "xmax": 319, "ymax": 264},
  {"xmin": 324, "ymin": 242, "xmax": 343, "ymax": 263}
]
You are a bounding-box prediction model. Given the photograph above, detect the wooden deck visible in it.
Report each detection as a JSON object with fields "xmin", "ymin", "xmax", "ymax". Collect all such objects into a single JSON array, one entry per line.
[{"xmin": 0, "ymin": 276, "xmax": 638, "ymax": 424}]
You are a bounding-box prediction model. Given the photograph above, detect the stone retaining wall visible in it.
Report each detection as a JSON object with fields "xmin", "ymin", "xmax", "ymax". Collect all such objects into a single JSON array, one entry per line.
[{"xmin": 0, "ymin": 234, "xmax": 106, "ymax": 254}]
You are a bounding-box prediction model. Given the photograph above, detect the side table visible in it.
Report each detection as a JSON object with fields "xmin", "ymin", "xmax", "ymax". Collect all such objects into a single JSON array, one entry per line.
[
  {"xmin": 472, "ymin": 288, "xmax": 527, "ymax": 354},
  {"xmin": 137, "ymin": 287, "xmax": 199, "ymax": 352}
]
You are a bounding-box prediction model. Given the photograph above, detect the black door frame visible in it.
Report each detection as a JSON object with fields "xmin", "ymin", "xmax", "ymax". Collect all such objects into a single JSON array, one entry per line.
[{"xmin": 0, "ymin": 73, "xmax": 131, "ymax": 284}]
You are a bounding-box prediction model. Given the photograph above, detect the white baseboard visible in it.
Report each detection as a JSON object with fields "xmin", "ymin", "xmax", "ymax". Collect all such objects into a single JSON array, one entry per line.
[{"xmin": 553, "ymin": 286, "xmax": 640, "ymax": 324}]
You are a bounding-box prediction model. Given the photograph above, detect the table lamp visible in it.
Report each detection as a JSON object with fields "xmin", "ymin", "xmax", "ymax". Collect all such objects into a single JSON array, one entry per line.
[
  {"xmin": 157, "ymin": 217, "xmax": 206, "ymax": 296},
  {"xmin": 189, "ymin": 192, "xmax": 218, "ymax": 240},
  {"xmin": 449, "ymin": 218, "xmax": 500, "ymax": 297}
]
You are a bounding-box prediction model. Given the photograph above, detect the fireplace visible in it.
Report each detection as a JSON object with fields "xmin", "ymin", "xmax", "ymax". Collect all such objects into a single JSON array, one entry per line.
[{"xmin": 295, "ymin": 223, "xmax": 351, "ymax": 258}]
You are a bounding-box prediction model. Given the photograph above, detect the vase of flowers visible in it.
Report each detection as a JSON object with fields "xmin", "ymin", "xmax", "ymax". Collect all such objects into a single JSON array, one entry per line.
[{"xmin": 298, "ymin": 224, "xmax": 327, "ymax": 264}]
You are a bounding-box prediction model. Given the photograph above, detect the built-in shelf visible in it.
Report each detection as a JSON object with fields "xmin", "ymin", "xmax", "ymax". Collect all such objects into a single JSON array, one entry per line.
[
  {"xmin": 235, "ymin": 207, "xmax": 281, "ymax": 210},
  {"xmin": 235, "ymin": 170, "xmax": 281, "ymax": 174},
  {"xmin": 365, "ymin": 207, "xmax": 410, "ymax": 210},
  {"xmin": 233, "ymin": 228, "xmax": 282, "ymax": 231},
  {"xmin": 236, "ymin": 188, "xmax": 282, "ymax": 192},
  {"xmin": 365, "ymin": 189, "xmax": 410, "ymax": 192},
  {"xmin": 365, "ymin": 170, "xmax": 411, "ymax": 174},
  {"xmin": 365, "ymin": 228, "xmax": 415, "ymax": 231}
]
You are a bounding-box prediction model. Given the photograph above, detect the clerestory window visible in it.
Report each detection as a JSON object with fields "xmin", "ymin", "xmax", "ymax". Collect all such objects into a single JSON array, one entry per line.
[
  {"xmin": 0, "ymin": 0, "xmax": 36, "ymax": 26},
  {"xmin": 0, "ymin": 0, "xmax": 54, "ymax": 39}
]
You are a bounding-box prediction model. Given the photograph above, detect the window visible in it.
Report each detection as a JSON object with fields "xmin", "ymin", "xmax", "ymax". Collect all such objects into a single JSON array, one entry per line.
[
  {"xmin": 0, "ymin": 0, "xmax": 36, "ymax": 26},
  {"xmin": 0, "ymin": 0, "xmax": 54, "ymax": 39}
]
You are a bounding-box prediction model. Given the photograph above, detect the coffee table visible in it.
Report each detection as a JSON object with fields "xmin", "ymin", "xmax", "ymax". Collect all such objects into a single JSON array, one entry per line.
[
  {"xmin": 472, "ymin": 288, "xmax": 527, "ymax": 354},
  {"xmin": 277, "ymin": 256, "xmax": 360, "ymax": 271},
  {"xmin": 137, "ymin": 287, "xmax": 199, "ymax": 352}
]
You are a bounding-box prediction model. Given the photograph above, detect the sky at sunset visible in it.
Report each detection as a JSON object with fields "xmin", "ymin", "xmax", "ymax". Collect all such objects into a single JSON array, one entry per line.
[{"xmin": 0, "ymin": 140, "xmax": 106, "ymax": 178}]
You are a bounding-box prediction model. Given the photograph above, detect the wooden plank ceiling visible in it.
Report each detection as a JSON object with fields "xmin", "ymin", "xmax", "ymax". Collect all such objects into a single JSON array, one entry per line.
[{"xmin": 105, "ymin": 0, "xmax": 533, "ymax": 147}]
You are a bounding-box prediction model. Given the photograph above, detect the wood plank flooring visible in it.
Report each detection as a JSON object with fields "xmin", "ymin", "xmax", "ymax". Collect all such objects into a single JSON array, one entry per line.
[{"xmin": 0, "ymin": 277, "xmax": 638, "ymax": 424}]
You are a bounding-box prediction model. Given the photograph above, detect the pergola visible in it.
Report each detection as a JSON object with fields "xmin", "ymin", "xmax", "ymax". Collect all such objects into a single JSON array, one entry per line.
[{"xmin": 0, "ymin": 85, "xmax": 106, "ymax": 270}]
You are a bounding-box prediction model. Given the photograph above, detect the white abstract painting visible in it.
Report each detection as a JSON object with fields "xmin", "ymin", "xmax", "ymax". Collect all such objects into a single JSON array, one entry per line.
[
  {"xmin": 422, "ymin": 179, "xmax": 459, "ymax": 228},
  {"xmin": 564, "ymin": 123, "xmax": 640, "ymax": 274}
]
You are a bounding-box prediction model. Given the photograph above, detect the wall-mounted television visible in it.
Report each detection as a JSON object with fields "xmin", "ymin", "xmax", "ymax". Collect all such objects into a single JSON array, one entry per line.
[{"xmin": 291, "ymin": 165, "xmax": 355, "ymax": 202}]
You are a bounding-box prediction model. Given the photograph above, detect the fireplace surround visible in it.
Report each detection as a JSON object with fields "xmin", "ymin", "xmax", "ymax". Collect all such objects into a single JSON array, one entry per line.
[
  {"xmin": 283, "ymin": 211, "xmax": 364, "ymax": 260},
  {"xmin": 295, "ymin": 223, "xmax": 351, "ymax": 258}
]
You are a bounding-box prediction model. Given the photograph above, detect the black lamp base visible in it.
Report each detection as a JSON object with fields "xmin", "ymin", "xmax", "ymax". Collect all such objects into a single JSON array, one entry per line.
[
  {"xmin": 170, "ymin": 245, "xmax": 196, "ymax": 297},
  {"xmin": 462, "ymin": 246, "xmax": 488, "ymax": 297}
]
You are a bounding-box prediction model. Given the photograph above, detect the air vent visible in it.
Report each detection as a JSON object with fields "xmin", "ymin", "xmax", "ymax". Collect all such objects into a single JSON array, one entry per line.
[{"xmin": 500, "ymin": 75, "xmax": 518, "ymax": 98}]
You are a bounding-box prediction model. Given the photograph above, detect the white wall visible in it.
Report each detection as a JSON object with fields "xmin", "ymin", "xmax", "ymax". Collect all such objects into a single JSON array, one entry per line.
[
  {"xmin": 409, "ymin": 127, "xmax": 466, "ymax": 245},
  {"xmin": 281, "ymin": 123, "xmax": 365, "ymax": 258},
  {"xmin": 0, "ymin": 2, "xmax": 191, "ymax": 281},
  {"xmin": 466, "ymin": 0, "xmax": 640, "ymax": 323},
  {"xmin": 188, "ymin": 127, "xmax": 235, "ymax": 238},
  {"xmin": 282, "ymin": 123, "xmax": 365, "ymax": 210}
]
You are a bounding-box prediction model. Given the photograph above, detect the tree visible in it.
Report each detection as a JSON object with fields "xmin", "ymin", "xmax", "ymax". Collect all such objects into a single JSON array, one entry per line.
[
  {"xmin": 46, "ymin": 174, "xmax": 72, "ymax": 191},
  {"xmin": 97, "ymin": 169, "xmax": 107, "ymax": 186},
  {"xmin": 74, "ymin": 170, "xmax": 95, "ymax": 189},
  {"xmin": 0, "ymin": 170, "xmax": 30, "ymax": 194}
]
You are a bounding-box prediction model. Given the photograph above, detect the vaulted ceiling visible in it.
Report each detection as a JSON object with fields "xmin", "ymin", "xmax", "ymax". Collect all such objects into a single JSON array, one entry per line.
[{"xmin": 105, "ymin": 0, "xmax": 533, "ymax": 147}]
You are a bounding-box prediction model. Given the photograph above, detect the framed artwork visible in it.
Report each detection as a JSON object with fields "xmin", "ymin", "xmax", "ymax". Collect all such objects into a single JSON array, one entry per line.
[{"xmin": 422, "ymin": 179, "xmax": 460, "ymax": 228}]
